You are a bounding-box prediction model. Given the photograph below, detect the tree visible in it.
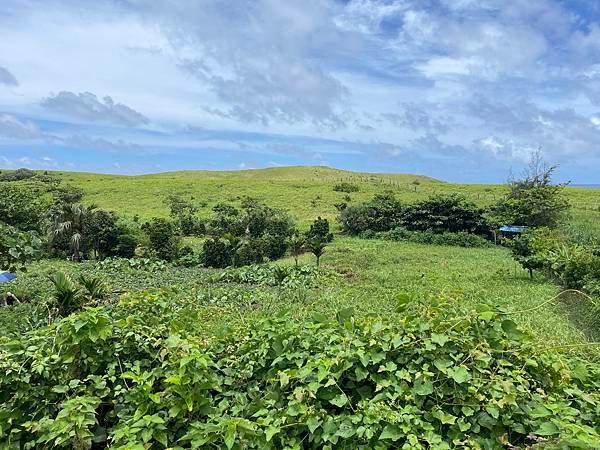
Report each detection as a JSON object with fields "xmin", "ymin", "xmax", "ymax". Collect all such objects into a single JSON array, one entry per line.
[
  {"xmin": 49, "ymin": 204, "xmax": 97, "ymax": 261},
  {"xmin": 86, "ymin": 210, "xmax": 138, "ymax": 259},
  {"xmin": 0, "ymin": 181, "xmax": 55, "ymax": 232},
  {"xmin": 339, "ymin": 192, "xmax": 403, "ymax": 235},
  {"xmin": 491, "ymin": 150, "xmax": 569, "ymax": 228},
  {"xmin": 307, "ymin": 239, "xmax": 326, "ymax": 268},
  {"xmin": 165, "ymin": 194, "xmax": 203, "ymax": 236},
  {"xmin": 287, "ymin": 234, "xmax": 305, "ymax": 267},
  {"xmin": 306, "ymin": 217, "xmax": 334, "ymax": 242},
  {"xmin": 401, "ymin": 194, "xmax": 488, "ymax": 234},
  {"xmin": 141, "ymin": 218, "xmax": 181, "ymax": 261}
]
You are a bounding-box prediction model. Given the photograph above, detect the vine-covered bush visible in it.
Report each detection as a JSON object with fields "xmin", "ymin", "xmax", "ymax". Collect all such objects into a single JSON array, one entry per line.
[{"xmin": 1, "ymin": 292, "xmax": 599, "ymax": 449}]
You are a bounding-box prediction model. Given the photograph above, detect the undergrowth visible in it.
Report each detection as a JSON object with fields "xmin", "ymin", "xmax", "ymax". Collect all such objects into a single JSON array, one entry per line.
[{"xmin": 1, "ymin": 291, "xmax": 599, "ymax": 449}]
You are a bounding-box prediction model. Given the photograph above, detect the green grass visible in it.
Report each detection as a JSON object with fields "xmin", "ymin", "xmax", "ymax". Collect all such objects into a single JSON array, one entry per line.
[
  {"xmin": 46, "ymin": 166, "xmax": 600, "ymax": 230},
  {"xmin": 3, "ymin": 165, "xmax": 600, "ymax": 359}
]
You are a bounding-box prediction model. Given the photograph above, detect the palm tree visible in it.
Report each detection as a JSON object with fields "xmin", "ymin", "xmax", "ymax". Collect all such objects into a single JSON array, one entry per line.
[
  {"xmin": 287, "ymin": 233, "xmax": 305, "ymax": 267},
  {"xmin": 307, "ymin": 238, "xmax": 326, "ymax": 268},
  {"xmin": 50, "ymin": 204, "xmax": 96, "ymax": 261}
]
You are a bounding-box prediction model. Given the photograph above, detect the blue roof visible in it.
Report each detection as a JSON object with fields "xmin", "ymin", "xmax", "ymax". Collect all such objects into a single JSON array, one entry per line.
[
  {"xmin": 0, "ymin": 272, "xmax": 17, "ymax": 282},
  {"xmin": 499, "ymin": 225, "xmax": 529, "ymax": 233}
]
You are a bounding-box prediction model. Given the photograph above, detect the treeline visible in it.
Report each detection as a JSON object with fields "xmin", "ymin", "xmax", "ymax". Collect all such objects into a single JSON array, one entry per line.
[{"xmin": 0, "ymin": 174, "xmax": 334, "ymax": 271}]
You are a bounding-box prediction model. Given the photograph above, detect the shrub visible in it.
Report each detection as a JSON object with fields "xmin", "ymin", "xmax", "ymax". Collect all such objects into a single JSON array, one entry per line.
[
  {"xmin": 401, "ymin": 194, "xmax": 489, "ymax": 234},
  {"xmin": 305, "ymin": 217, "xmax": 334, "ymax": 243},
  {"xmin": 0, "ymin": 167, "xmax": 36, "ymax": 182},
  {"xmin": 0, "ymin": 222, "xmax": 43, "ymax": 272},
  {"xmin": 141, "ymin": 218, "xmax": 181, "ymax": 261},
  {"xmin": 490, "ymin": 151, "xmax": 569, "ymax": 228},
  {"xmin": 340, "ymin": 192, "xmax": 403, "ymax": 235},
  {"xmin": 333, "ymin": 182, "xmax": 359, "ymax": 193},
  {"xmin": 203, "ymin": 236, "xmax": 235, "ymax": 268}
]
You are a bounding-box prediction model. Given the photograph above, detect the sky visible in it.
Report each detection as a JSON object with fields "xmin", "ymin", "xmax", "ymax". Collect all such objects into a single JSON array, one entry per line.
[{"xmin": 1, "ymin": 0, "xmax": 600, "ymax": 182}]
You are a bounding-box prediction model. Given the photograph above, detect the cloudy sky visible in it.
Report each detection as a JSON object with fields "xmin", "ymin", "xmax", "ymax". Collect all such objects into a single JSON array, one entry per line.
[{"xmin": 1, "ymin": 0, "xmax": 600, "ymax": 182}]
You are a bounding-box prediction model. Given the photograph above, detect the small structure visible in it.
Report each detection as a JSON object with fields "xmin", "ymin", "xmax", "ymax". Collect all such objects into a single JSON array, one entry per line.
[
  {"xmin": 0, "ymin": 272, "xmax": 17, "ymax": 283},
  {"xmin": 493, "ymin": 225, "xmax": 529, "ymax": 244},
  {"xmin": 499, "ymin": 225, "xmax": 529, "ymax": 236}
]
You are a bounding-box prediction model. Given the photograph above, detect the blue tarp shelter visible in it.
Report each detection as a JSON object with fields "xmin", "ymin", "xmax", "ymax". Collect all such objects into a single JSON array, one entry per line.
[
  {"xmin": 499, "ymin": 225, "xmax": 529, "ymax": 234},
  {"xmin": 0, "ymin": 272, "xmax": 17, "ymax": 282}
]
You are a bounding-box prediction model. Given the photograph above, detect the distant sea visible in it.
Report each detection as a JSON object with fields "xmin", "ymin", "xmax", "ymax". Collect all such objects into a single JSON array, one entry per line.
[{"xmin": 572, "ymin": 184, "xmax": 600, "ymax": 189}]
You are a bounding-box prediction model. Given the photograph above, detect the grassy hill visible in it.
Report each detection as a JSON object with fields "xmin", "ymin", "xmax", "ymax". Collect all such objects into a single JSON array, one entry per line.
[{"xmin": 48, "ymin": 165, "xmax": 600, "ymax": 231}]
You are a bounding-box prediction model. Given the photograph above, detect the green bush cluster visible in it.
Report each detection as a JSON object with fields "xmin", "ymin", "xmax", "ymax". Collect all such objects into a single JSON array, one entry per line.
[
  {"xmin": 341, "ymin": 193, "xmax": 490, "ymax": 238},
  {"xmin": 367, "ymin": 228, "xmax": 491, "ymax": 248},
  {"xmin": 202, "ymin": 199, "xmax": 296, "ymax": 268},
  {"xmin": 509, "ymin": 229, "xmax": 600, "ymax": 293},
  {"xmin": 332, "ymin": 182, "xmax": 360, "ymax": 193},
  {"xmin": 1, "ymin": 293, "xmax": 599, "ymax": 449},
  {"xmin": 214, "ymin": 264, "xmax": 322, "ymax": 288}
]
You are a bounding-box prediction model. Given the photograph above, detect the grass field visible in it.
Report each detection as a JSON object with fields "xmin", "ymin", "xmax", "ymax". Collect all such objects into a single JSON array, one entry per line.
[{"xmin": 5, "ymin": 166, "xmax": 600, "ymax": 352}]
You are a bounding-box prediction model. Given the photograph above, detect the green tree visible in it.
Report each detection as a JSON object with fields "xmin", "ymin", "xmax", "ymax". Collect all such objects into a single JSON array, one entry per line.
[
  {"xmin": 307, "ymin": 239, "xmax": 326, "ymax": 268},
  {"xmin": 287, "ymin": 234, "xmax": 305, "ymax": 267},
  {"xmin": 492, "ymin": 150, "xmax": 569, "ymax": 228},
  {"xmin": 49, "ymin": 204, "xmax": 97, "ymax": 261},
  {"xmin": 141, "ymin": 218, "xmax": 181, "ymax": 261}
]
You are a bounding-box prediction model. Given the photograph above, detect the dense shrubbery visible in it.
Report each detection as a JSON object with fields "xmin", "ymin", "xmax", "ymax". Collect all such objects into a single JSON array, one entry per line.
[
  {"xmin": 1, "ymin": 292, "xmax": 599, "ymax": 448},
  {"xmin": 508, "ymin": 228, "xmax": 600, "ymax": 293},
  {"xmin": 0, "ymin": 167, "xmax": 36, "ymax": 182},
  {"xmin": 401, "ymin": 195, "xmax": 489, "ymax": 235},
  {"xmin": 165, "ymin": 193, "xmax": 205, "ymax": 236},
  {"xmin": 368, "ymin": 227, "xmax": 491, "ymax": 248},
  {"xmin": 333, "ymin": 182, "xmax": 359, "ymax": 193},
  {"xmin": 0, "ymin": 222, "xmax": 43, "ymax": 271},
  {"xmin": 202, "ymin": 199, "xmax": 296, "ymax": 268},
  {"xmin": 141, "ymin": 218, "xmax": 182, "ymax": 261},
  {"xmin": 305, "ymin": 216, "xmax": 333, "ymax": 243},
  {"xmin": 490, "ymin": 152, "xmax": 569, "ymax": 229},
  {"xmin": 339, "ymin": 192, "xmax": 404, "ymax": 235},
  {"xmin": 214, "ymin": 264, "xmax": 322, "ymax": 288},
  {"xmin": 340, "ymin": 193, "xmax": 490, "ymax": 239}
]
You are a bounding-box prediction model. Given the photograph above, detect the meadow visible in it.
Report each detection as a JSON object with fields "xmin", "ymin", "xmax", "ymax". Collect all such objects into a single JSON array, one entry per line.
[{"xmin": 2, "ymin": 166, "xmax": 600, "ymax": 448}]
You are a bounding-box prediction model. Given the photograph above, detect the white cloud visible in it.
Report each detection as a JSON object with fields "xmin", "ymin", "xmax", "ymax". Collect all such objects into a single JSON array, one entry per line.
[
  {"xmin": 41, "ymin": 91, "xmax": 149, "ymax": 127},
  {"xmin": 0, "ymin": 66, "xmax": 18, "ymax": 86}
]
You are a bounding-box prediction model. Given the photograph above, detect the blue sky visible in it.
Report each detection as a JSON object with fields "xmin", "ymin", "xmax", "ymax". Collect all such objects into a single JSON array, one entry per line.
[{"xmin": 1, "ymin": 0, "xmax": 600, "ymax": 182}]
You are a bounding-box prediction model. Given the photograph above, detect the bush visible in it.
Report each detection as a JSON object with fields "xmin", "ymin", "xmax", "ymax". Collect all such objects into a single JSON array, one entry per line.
[
  {"xmin": 340, "ymin": 192, "xmax": 403, "ymax": 235},
  {"xmin": 491, "ymin": 152, "xmax": 569, "ymax": 228},
  {"xmin": 141, "ymin": 218, "xmax": 181, "ymax": 261},
  {"xmin": 1, "ymin": 295, "xmax": 599, "ymax": 448},
  {"xmin": 305, "ymin": 217, "xmax": 334, "ymax": 243},
  {"xmin": 333, "ymin": 182, "xmax": 359, "ymax": 193},
  {"xmin": 203, "ymin": 236, "xmax": 235, "ymax": 268},
  {"xmin": 401, "ymin": 194, "xmax": 489, "ymax": 234},
  {"xmin": 0, "ymin": 167, "xmax": 36, "ymax": 182}
]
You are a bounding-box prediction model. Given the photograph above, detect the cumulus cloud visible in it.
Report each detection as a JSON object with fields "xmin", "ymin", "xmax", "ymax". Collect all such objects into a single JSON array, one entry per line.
[
  {"xmin": 0, "ymin": 66, "xmax": 18, "ymax": 86},
  {"xmin": 382, "ymin": 103, "xmax": 449, "ymax": 133},
  {"xmin": 41, "ymin": 91, "xmax": 149, "ymax": 127},
  {"xmin": 0, "ymin": 114, "xmax": 45, "ymax": 139}
]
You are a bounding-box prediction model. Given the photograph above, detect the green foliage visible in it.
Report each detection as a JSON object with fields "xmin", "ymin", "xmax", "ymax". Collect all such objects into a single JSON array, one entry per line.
[
  {"xmin": 48, "ymin": 271, "xmax": 83, "ymax": 316},
  {"xmin": 0, "ymin": 181, "xmax": 56, "ymax": 232},
  {"xmin": 215, "ymin": 264, "xmax": 321, "ymax": 288},
  {"xmin": 78, "ymin": 274, "xmax": 109, "ymax": 303},
  {"xmin": 203, "ymin": 236, "xmax": 236, "ymax": 268},
  {"xmin": 373, "ymin": 228, "xmax": 491, "ymax": 248},
  {"xmin": 141, "ymin": 218, "xmax": 181, "ymax": 261},
  {"xmin": 287, "ymin": 233, "xmax": 305, "ymax": 267},
  {"xmin": 333, "ymin": 182, "xmax": 360, "ymax": 193},
  {"xmin": 1, "ymin": 296, "xmax": 599, "ymax": 449},
  {"xmin": 49, "ymin": 203, "xmax": 98, "ymax": 261},
  {"xmin": 340, "ymin": 192, "xmax": 403, "ymax": 235},
  {"xmin": 306, "ymin": 216, "xmax": 334, "ymax": 243},
  {"xmin": 401, "ymin": 194, "xmax": 489, "ymax": 235},
  {"xmin": 491, "ymin": 154, "xmax": 569, "ymax": 228},
  {"xmin": 85, "ymin": 210, "xmax": 138, "ymax": 259},
  {"xmin": 203, "ymin": 199, "xmax": 296, "ymax": 268},
  {"xmin": 0, "ymin": 167, "xmax": 36, "ymax": 182},
  {"xmin": 0, "ymin": 222, "xmax": 43, "ymax": 272},
  {"xmin": 165, "ymin": 194, "xmax": 204, "ymax": 236},
  {"xmin": 307, "ymin": 238, "xmax": 327, "ymax": 267}
]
